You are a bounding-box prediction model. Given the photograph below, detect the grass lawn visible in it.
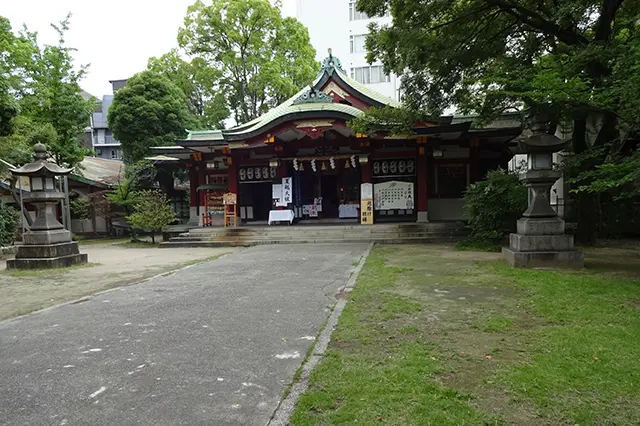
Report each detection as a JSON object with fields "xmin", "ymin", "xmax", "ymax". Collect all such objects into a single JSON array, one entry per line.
[{"xmin": 291, "ymin": 244, "xmax": 640, "ymax": 426}]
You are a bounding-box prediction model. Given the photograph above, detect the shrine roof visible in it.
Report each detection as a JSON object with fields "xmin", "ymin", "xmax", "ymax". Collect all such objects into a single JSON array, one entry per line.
[
  {"xmin": 179, "ymin": 52, "xmax": 399, "ymax": 144},
  {"xmin": 224, "ymin": 102, "xmax": 363, "ymax": 141}
]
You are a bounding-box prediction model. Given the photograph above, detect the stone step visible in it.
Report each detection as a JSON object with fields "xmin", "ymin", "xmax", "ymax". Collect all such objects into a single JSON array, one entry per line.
[
  {"xmin": 187, "ymin": 226, "xmax": 466, "ymax": 237},
  {"xmin": 160, "ymin": 235, "xmax": 463, "ymax": 248},
  {"xmin": 169, "ymin": 230, "xmax": 467, "ymax": 242}
]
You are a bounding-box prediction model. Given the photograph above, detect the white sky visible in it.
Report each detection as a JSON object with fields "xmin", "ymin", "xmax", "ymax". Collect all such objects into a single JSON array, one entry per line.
[{"xmin": 2, "ymin": 0, "xmax": 296, "ymax": 98}]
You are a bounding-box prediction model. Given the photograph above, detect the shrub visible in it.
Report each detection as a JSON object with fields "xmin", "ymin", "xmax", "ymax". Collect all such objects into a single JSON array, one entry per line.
[
  {"xmin": 127, "ymin": 190, "xmax": 175, "ymax": 244},
  {"xmin": 463, "ymin": 169, "xmax": 528, "ymax": 243},
  {"xmin": 0, "ymin": 203, "xmax": 20, "ymax": 246},
  {"xmin": 70, "ymin": 196, "xmax": 90, "ymax": 220}
]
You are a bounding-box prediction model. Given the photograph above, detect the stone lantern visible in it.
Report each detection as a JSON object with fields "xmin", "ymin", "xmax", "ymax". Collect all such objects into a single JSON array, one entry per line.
[
  {"xmin": 502, "ymin": 122, "xmax": 584, "ymax": 268},
  {"xmin": 6, "ymin": 143, "xmax": 88, "ymax": 269}
]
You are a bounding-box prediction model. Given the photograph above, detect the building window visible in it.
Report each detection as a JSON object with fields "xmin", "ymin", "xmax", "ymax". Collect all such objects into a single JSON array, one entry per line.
[
  {"xmin": 349, "ymin": 1, "xmax": 390, "ymax": 20},
  {"xmin": 349, "ymin": 34, "xmax": 367, "ymax": 53},
  {"xmin": 110, "ymin": 149, "xmax": 117, "ymax": 159},
  {"xmin": 349, "ymin": 1, "xmax": 368, "ymax": 21},
  {"xmin": 350, "ymin": 65, "xmax": 391, "ymax": 84}
]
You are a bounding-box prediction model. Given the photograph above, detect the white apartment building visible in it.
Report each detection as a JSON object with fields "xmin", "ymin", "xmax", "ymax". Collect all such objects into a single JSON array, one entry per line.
[{"xmin": 296, "ymin": 0, "xmax": 400, "ymax": 101}]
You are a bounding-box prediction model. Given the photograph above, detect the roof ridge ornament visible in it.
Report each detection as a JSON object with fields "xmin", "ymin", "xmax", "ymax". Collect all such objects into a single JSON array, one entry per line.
[
  {"xmin": 321, "ymin": 48, "xmax": 344, "ymax": 74},
  {"xmin": 292, "ymin": 86, "xmax": 334, "ymax": 105}
]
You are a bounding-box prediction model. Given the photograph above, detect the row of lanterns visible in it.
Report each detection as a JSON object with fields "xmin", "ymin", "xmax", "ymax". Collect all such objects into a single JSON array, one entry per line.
[{"xmin": 293, "ymin": 156, "xmax": 358, "ymax": 172}]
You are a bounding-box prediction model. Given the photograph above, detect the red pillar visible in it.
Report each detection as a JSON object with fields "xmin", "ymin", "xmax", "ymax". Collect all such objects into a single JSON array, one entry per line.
[
  {"xmin": 278, "ymin": 159, "xmax": 287, "ymax": 179},
  {"xmin": 416, "ymin": 147, "xmax": 428, "ymax": 222},
  {"xmin": 361, "ymin": 159, "xmax": 372, "ymax": 183},
  {"xmin": 198, "ymin": 162, "xmax": 206, "ymax": 208},
  {"xmin": 228, "ymin": 159, "xmax": 238, "ymax": 195}
]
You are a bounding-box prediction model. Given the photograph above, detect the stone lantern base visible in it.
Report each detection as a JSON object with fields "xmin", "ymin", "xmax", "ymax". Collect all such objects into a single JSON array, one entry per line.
[
  {"xmin": 502, "ymin": 217, "xmax": 583, "ymax": 268},
  {"xmin": 6, "ymin": 230, "xmax": 88, "ymax": 270}
]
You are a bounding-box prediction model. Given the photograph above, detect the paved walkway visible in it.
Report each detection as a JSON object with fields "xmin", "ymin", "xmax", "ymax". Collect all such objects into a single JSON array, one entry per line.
[{"xmin": 0, "ymin": 244, "xmax": 368, "ymax": 426}]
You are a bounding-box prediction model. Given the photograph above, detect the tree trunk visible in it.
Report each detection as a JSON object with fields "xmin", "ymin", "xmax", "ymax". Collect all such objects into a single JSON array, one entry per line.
[{"xmin": 151, "ymin": 234, "xmax": 155, "ymax": 244}]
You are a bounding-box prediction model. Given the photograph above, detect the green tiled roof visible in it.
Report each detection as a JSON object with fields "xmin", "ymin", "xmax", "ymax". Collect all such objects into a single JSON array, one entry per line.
[
  {"xmin": 227, "ymin": 103, "xmax": 364, "ymax": 137},
  {"xmin": 185, "ymin": 55, "xmax": 401, "ymax": 141},
  {"xmin": 332, "ymin": 68, "xmax": 402, "ymax": 109},
  {"xmin": 186, "ymin": 129, "xmax": 224, "ymax": 141}
]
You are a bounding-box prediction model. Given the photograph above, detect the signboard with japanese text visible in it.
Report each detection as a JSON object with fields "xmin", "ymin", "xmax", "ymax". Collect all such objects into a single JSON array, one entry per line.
[
  {"xmin": 361, "ymin": 183, "xmax": 373, "ymax": 200},
  {"xmin": 361, "ymin": 198, "xmax": 374, "ymax": 225},
  {"xmin": 223, "ymin": 192, "xmax": 237, "ymax": 205},
  {"xmin": 282, "ymin": 177, "xmax": 293, "ymax": 205},
  {"xmin": 374, "ymin": 181, "xmax": 414, "ymax": 211},
  {"xmin": 272, "ymin": 184, "xmax": 284, "ymax": 207}
]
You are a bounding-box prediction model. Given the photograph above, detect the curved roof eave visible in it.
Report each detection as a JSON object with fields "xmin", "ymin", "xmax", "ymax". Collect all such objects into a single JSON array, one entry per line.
[
  {"xmin": 225, "ymin": 106, "xmax": 363, "ymax": 142},
  {"xmin": 225, "ymin": 71, "xmax": 327, "ymax": 135},
  {"xmin": 314, "ymin": 68, "xmax": 402, "ymax": 109}
]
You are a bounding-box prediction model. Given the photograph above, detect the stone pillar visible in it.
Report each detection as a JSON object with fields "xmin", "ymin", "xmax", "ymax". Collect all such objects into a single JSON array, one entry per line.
[
  {"xmin": 502, "ymin": 129, "xmax": 583, "ymax": 268},
  {"xmin": 188, "ymin": 166, "xmax": 198, "ymax": 221},
  {"xmin": 416, "ymin": 147, "xmax": 428, "ymax": 222}
]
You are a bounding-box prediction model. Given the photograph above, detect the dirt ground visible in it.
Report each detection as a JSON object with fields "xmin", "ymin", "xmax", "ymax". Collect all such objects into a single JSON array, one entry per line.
[{"xmin": 0, "ymin": 241, "xmax": 236, "ymax": 320}]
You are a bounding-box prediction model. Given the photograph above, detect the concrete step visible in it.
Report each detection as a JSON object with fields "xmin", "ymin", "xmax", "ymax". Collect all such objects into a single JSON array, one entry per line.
[
  {"xmin": 171, "ymin": 229, "xmax": 467, "ymax": 241},
  {"xmin": 160, "ymin": 235, "xmax": 463, "ymax": 248}
]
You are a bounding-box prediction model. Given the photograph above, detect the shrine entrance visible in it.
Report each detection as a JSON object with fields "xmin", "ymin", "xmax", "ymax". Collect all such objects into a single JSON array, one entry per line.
[{"xmin": 297, "ymin": 165, "xmax": 360, "ymax": 220}]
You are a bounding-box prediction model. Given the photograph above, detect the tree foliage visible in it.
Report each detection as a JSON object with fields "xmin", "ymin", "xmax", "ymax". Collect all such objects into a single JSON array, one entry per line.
[
  {"xmin": 70, "ymin": 196, "xmax": 90, "ymax": 220},
  {"xmin": 108, "ymin": 71, "xmax": 192, "ymax": 164},
  {"xmin": 127, "ymin": 190, "xmax": 175, "ymax": 244},
  {"xmin": 147, "ymin": 49, "xmax": 227, "ymax": 129},
  {"xmin": 177, "ymin": 0, "xmax": 319, "ymax": 125},
  {"xmin": 0, "ymin": 14, "xmax": 94, "ymax": 168},
  {"xmin": 0, "ymin": 203, "xmax": 20, "ymax": 246},
  {"xmin": 463, "ymin": 169, "xmax": 528, "ymax": 243},
  {"xmin": 357, "ymin": 0, "xmax": 640, "ymax": 243},
  {"xmin": 571, "ymin": 149, "xmax": 640, "ymax": 200}
]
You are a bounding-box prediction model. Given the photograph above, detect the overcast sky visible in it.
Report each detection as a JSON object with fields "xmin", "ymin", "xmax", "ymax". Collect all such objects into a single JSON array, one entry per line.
[{"xmin": 3, "ymin": 0, "xmax": 296, "ymax": 98}]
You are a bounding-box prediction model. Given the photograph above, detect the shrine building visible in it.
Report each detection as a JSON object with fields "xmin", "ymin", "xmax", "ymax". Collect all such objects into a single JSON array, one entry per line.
[{"xmin": 150, "ymin": 53, "xmax": 522, "ymax": 227}]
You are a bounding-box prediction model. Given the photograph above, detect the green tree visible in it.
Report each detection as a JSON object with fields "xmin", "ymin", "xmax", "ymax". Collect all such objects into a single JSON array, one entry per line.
[
  {"xmin": 0, "ymin": 14, "xmax": 94, "ymax": 169},
  {"xmin": 17, "ymin": 14, "xmax": 95, "ymax": 168},
  {"xmin": 70, "ymin": 196, "xmax": 90, "ymax": 220},
  {"xmin": 463, "ymin": 169, "xmax": 528, "ymax": 244},
  {"xmin": 127, "ymin": 190, "xmax": 175, "ymax": 244},
  {"xmin": 355, "ymin": 0, "xmax": 640, "ymax": 243},
  {"xmin": 147, "ymin": 49, "xmax": 228, "ymax": 129},
  {"xmin": 177, "ymin": 0, "xmax": 319, "ymax": 125},
  {"xmin": 105, "ymin": 179, "xmax": 138, "ymax": 215},
  {"xmin": 0, "ymin": 203, "xmax": 20, "ymax": 246},
  {"xmin": 108, "ymin": 71, "xmax": 192, "ymax": 164}
]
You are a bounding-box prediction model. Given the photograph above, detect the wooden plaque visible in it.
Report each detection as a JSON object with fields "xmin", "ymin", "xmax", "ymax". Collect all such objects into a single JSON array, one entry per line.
[{"xmin": 223, "ymin": 192, "xmax": 237, "ymax": 205}]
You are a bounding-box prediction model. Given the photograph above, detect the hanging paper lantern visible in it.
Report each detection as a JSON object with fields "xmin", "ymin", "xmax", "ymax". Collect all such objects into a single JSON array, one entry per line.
[{"xmin": 329, "ymin": 157, "xmax": 335, "ymax": 169}]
